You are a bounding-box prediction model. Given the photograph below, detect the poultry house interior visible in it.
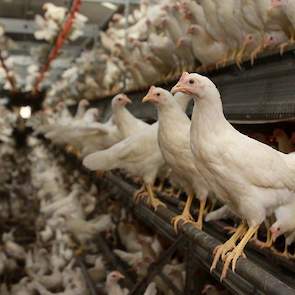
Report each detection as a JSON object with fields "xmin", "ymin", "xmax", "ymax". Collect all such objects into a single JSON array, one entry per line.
[{"xmin": 0, "ymin": 0, "xmax": 295, "ymax": 294}]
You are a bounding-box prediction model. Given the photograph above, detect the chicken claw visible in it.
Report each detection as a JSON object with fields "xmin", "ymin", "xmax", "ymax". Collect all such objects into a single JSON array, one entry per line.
[
  {"xmin": 171, "ymin": 212, "xmax": 194, "ymax": 233},
  {"xmin": 223, "ymin": 225, "xmax": 238, "ymax": 235},
  {"xmin": 272, "ymin": 243, "xmax": 289, "ymax": 258},
  {"xmin": 221, "ymin": 249, "xmax": 246, "ymax": 281},
  {"xmin": 254, "ymin": 231, "xmax": 272, "ymax": 249},
  {"xmin": 171, "ymin": 192, "xmax": 194, "ymax": 232},
  {"xmin": 210, "ymin": 223, "xmax": 247, "ymax": 273},
  {"xmin": 192, "ymin": 198, "xmax": 207, "ymax": 230},
  {"xmin": 148, "ymin": 196, "xmax": 166, "ymax": 211},
  {"xmin": 133, "ymin": 186, "xmax": 147, "ymax": 203},
  {"xmin": 220, "ymin": 225, "xmax": 259, "ymax": 280},
  {"xmin": 279, "ymin": 42, "xmax": 289, "ymax": 56},
  {"xmin": 146, "ymin": 184, "xmax": 166, "ymax": 211}
]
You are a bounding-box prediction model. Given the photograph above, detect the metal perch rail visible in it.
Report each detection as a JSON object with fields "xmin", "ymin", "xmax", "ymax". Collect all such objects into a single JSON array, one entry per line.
[{"xmin": 46, "ymin": 142, "xmax": 295, "ymax": 295}]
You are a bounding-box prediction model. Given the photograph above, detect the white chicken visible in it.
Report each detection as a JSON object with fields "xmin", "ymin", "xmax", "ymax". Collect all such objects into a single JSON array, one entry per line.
[
  {"xmin": 186, "ymin": 24, "xmax": 227, "ymax": 70},
  {"xmin": 105, "ymin": 271, "xmax": 128, "ymax": 295},
  {"xmin": 270, "ymin": 200, "xmax": 295, "ymax": 257},
  {"xmin": 172, "ymin": 72, "xmax": 295, "ymax": 280},
  {"xmin": 143, "ymin": 86, "xmax": 210, "ymax": 230},
  {"xmin": 111, "ymin": 93, "xmax": 150, "ymax": 138},
  {"xmin": 271, "ymin": 0, "xmax": 295, "ymax": 42},
  {"xmin": 83, "ymin": 93, "xmax": 192, "ymax": 210},
  {"xmin": 43, "ymin": 3, "xmax": 67, "ymax": 25}
]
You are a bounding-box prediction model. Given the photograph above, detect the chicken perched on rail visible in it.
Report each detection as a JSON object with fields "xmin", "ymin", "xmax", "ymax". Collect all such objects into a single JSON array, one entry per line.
[
  {"xmin": 172, "ymin": 72, "xmax": 295, "ymax": 280},
  {"xmin": 111, "ymin": 93, "xmax": 150, "ymax": 138},
  {"xmin": 270, "ymin": 199, "xmax": 295, "ymax": 257},
  {"xmin": 83, "ymin": 122, "xmax": 165, "ymax": 210},
  {"xmin": 271, "ymin": 0, "xmax": 295, "ymax": 42},
  {"xmin": 83, "ymin": 93, "xmax": 192, "ymax": 211},
  {"xmin": 143, "ymin": 86, "xmax": 210, "ymax": 230}
]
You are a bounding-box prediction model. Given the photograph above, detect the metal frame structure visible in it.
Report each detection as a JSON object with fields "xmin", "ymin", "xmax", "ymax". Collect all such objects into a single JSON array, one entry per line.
[
  {"xmin": 79, "ymin": 48, "xmax": 295, "ymax": 124},
  {"xmin": 47, "ymin": 143, "xmax": 295, "ymax": 295}
]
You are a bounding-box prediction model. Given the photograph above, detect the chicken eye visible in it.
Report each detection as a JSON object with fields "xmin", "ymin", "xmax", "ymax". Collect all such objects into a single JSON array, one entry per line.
[
  {"xmin": 277, "ymin": 227, "xmax": 280, "ymax": 231},
  {"xmin": 189, "ymin": 79, "xmax": 194, "ymax": 84},
  {"xmin": 156, "ymin": 93, "xmax": 160, "ymax": 96}
]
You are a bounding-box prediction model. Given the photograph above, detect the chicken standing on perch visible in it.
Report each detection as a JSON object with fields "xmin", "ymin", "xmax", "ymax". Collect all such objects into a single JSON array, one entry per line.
[
  {"xmin": 83, "ymin": 93, "xmax": 191, "ymax": 211},
  {"xmin": 143, "ymin": 86, "xmax": 210, "ymax": 230},
  {"xmin": 172, "ymin": 72, "xmax": 295, "ymax": 280}
]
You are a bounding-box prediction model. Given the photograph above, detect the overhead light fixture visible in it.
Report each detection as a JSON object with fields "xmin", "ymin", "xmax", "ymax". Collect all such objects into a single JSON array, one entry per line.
[
  {"xmin": 101, "ymin": 2, "xmax": 117, "ymax": 10},
  {"xmin": 19, "ymin": 106, "xmax": 31, "ymax": 119}
]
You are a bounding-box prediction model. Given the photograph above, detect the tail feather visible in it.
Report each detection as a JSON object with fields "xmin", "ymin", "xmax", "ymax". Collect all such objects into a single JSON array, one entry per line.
[{"xmin": 83, "ymin": 147, "xmax": 120, "ymax": 171}]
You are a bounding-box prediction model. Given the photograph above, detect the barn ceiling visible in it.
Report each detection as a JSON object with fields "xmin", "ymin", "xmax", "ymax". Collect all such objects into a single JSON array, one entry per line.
[{"xmin": 0, "ymin": 0, "xmax": 139, "ymax": 92}]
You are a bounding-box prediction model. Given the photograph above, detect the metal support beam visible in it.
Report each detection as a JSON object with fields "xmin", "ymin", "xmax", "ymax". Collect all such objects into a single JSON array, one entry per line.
[
  {"xmin": 83, "ymin": 0, "xmax": 140, "ymax": 4},
  {"xmin": 0, "ymin": 17, "xmax": 97, "ymax": 38}
]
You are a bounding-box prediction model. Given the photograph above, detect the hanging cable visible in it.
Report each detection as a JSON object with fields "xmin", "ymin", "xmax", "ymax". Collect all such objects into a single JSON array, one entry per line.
[{"xmin": 33, "ymin": 0, "xmax": 82, "ymax": 94}]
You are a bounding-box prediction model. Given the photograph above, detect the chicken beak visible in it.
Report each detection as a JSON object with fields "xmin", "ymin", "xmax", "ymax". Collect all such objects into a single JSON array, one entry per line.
[
  {"xmin": 270, "ymin": 0, "xmax": 281, "ymax": 8},
  {"xmin": 123, "ymin": 95, "xmax": 132, "ymax": 104},
  {"xmin": 142, "ymin": 86, "xmax": 156, "ymax": 103},
  {"xmin": 171, "ymin": 83, "xmax": 189, "ymax": 95},
  {"xmin": 142, "ymin": 94, "xmax": 153, "ymax": 103},
  {"xmin": 118, "ymin": 272, "xmax": 125, "ymax": 279}
]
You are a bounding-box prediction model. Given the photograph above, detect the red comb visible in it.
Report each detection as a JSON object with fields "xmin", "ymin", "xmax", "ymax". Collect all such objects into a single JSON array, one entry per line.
[{"xmin": 179, "ymin": 72, "xmax": 189, "ymax": 83}]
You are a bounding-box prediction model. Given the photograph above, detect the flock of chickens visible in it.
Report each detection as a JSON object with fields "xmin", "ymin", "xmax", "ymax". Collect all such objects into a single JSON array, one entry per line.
[
  {"xmin": 0, "ymin": 110, "xmax": 206, "ymax": 295},
  {"xmin": 0, "ymin": 3, "xmax": 88, "ymax": 93},
  {"xmin": 1, "ymin": 0, "xmax": 295, "ymax": 293},
  {"xmin": 51, "ymin": 0, "xmax": 295, "ymax": 101},
  {"xmin": 36, "ymin": 72, "xmax": 295, "ymax": 284}
]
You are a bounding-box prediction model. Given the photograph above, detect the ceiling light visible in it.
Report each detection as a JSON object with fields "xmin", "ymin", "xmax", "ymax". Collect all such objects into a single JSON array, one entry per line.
[
  {"xmin": 101, "ymin": 2, "xmax": 117, "ymax": 10},
  {"xmin": 20, "ymin": 106, "xmax": 31, "ymax": 119}
]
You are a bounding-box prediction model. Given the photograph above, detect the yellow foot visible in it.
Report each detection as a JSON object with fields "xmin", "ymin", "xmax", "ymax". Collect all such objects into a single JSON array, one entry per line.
[
  {"xmin": 216, "ymin": 58, "xmax": 227, "ymax": 69},
  {"xmin": 75, "ymin": 246, "xmax": 84, "ymax": 257},
  {"xmin": 210, "ymin": 241, "xmax": 236, "ymax": 273},
  {"xmin": 223, "ymin": 226, "xmax": 238, "ymax": 235},
  {"xmin": 191, "ymin": 220, "xmax": 203, "ymax": 231},
  {"xmin": 253, "ymin": 239, "xmax": 272, "ymax": 249},
  {"xmin": 96, "ymin": 170, "xmax": 105, "ymax": 178},
  {"xmin": 210, "ymin": 223, "xmax": 247, "ymax": 273},
  {"xmin": 235, "ymin": 55, "xmax": 243, "ymax": 70},
  {"xmin": 272, "ymin": 245, "xmax": 289, "ymax": 258},
  {"xmin": 274, "ymin": 250, "xmax": 290, "ymax": 258},
  {"xmin": 279, "ymin": 42, "xmax": 289, "ymax": 55},
  {"xmin": 148, "ymin": 197, "xmax": 166, "ymax": 211},
  {"xmin": 220, "ymin": 224, "xmax": 258, "ymax": 280},
  {"xmin": 171, "ymin": 213, "xmax": 194, "ymax": 232},
  {"xmin": 221, "ymin": 248, "xmax": 246, "ymax": 281},
  {"xmin": 133, "ymin": 188, "xmax": 147, "ymax": 203}
]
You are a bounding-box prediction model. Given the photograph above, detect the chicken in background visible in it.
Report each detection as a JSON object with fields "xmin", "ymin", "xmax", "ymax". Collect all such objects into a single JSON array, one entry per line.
[
  {"xmin": 42, "ymin": 0, "xmax": 295, "ymax": 100},
  {"xmin": 271, "ymin": 128, "xmax": 295, "ymax": 153}
]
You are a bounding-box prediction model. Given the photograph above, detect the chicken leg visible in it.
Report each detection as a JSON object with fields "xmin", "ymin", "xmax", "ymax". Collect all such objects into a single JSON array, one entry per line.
[
  {"xmin": 171, "ymin": 192, "xmax": 194, "ymax": 232},
  {"xmin": 204, "ymin": 198, "xmax": 217, "ymax": 216},
  {"xmin": 133, "ymin": 185, "xmax": 147, "ymax": 203},
  {"xmin": 254, "ymin": 228, "xmax": 272, "ymax": 249},
  {"xmin": 146, "ymin": 184, "xmax": 166, "ymax": 211},
  {"xmin": 192, "ymin": 198, "xmax": 207, "ymax": 230},
  {"xmin": 221, "ymin": 225, "xmax": 259, "ymax": 281},
  {"xmin": 210, "ymin": 222, "xmax": 247, "ymax": 273},
  {"xmin": 277, "ymin": 242, "xmax": 289, "ymax": 258},
  {"xmin": 250, "ymin": 43, "xmax": 263, "ymax": 65}
]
